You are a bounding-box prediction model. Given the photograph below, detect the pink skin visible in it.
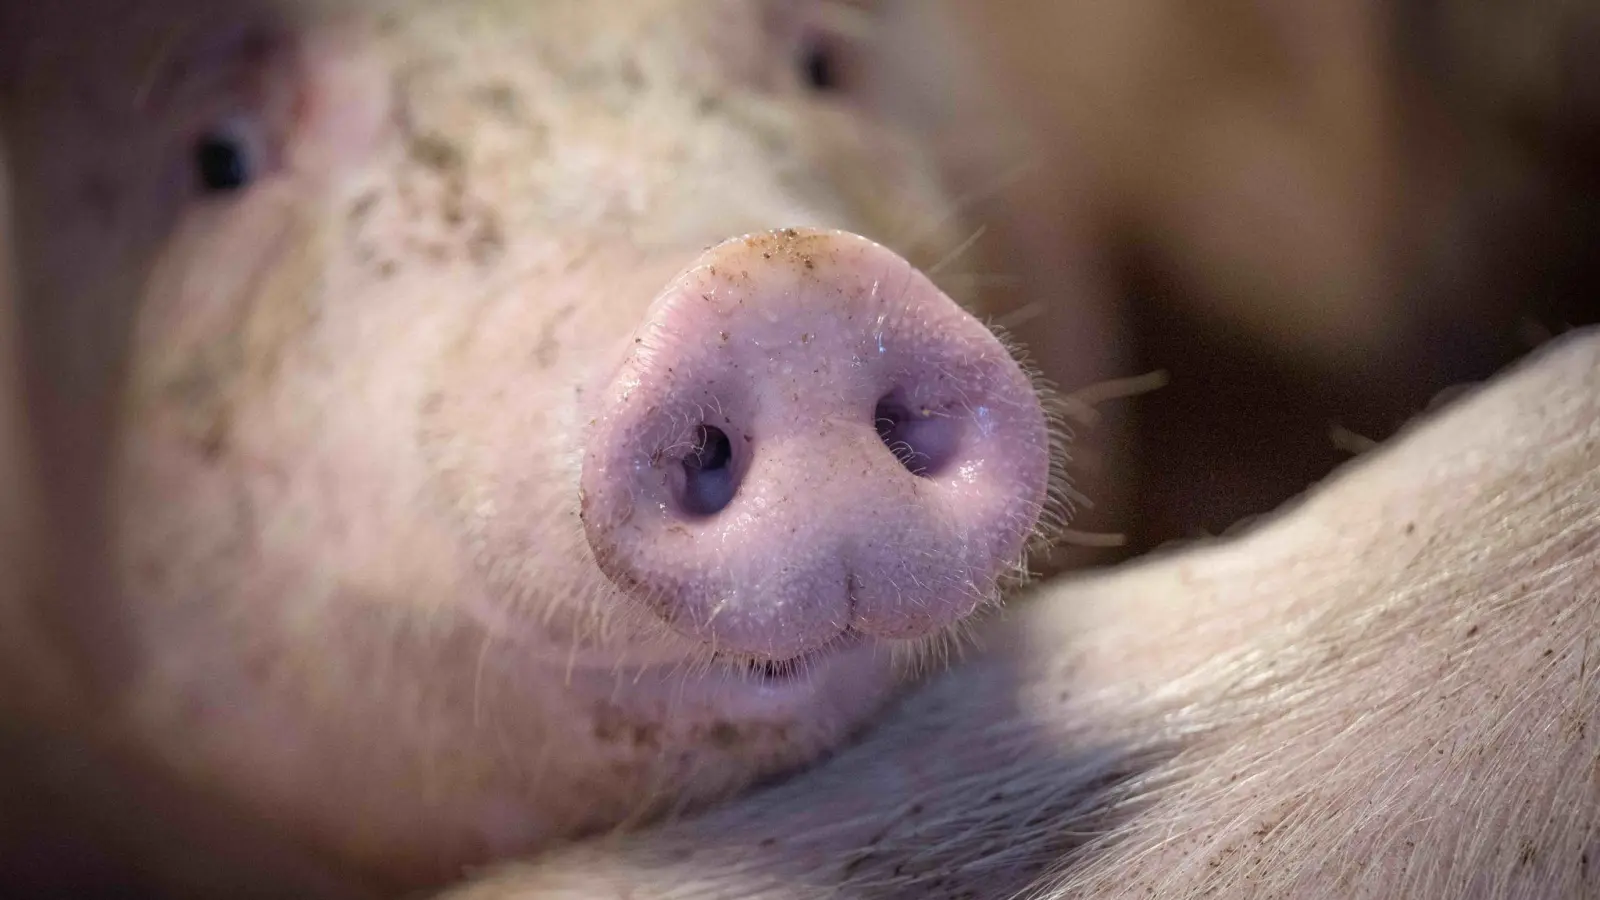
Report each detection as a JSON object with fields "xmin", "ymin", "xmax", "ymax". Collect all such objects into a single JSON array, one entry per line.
[
  {"xmin": 583, "ymin": 229, "xmax": 1049, "ymax": 660},
  {"xmin": 440, "ymin": 332, "xmax": 1600, "ymax": 900},
  {"xmin": 0, "ymin": 0, "xmax": 1057, "ymax": 889}
]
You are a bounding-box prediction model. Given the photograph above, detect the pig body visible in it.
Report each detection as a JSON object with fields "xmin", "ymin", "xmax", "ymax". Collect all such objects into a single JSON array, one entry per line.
[
  {"xmin": 446, "ymin": 327, "xmax": 1600, "ymax": 899},
  {"xmin": 0, "ymin": 0, "xmax": 1061, "ymax": 890}
]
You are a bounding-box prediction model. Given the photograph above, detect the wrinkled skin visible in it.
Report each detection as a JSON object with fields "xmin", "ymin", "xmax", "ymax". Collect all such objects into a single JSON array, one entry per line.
[
  {"xmin": 0, "ymin": 0, "xmax": 1063, "ymax": 891},
  {"xmin": 443, "ymin": 327, "xmax": 1600, "ymax": 899}
]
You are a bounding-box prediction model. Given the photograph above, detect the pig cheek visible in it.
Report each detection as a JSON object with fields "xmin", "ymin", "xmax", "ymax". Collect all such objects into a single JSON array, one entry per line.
[
  {"xmin": 127, "ymin": 194, "xmax": 329, "ymax": 461},
  {"xmin": 112, "ymin": 198, "xmax": 327, "ymax": 672},
  {"xmin": 569, "ymin": 649, "xmax": 902, "ymax": 824},
  {"xmin": 415, "ymin": 375, "xmax": 591, "ymax": 634},
  {"xmin": 412, "ymin": 277, "xmax": 679, "ymax": 659}
]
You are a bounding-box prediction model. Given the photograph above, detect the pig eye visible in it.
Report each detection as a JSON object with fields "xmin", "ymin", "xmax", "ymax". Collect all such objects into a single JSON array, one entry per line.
[
  {"xmin": 192, "ymin": 117, "xmax": 267, "ymax": 194},
  {"xmin": 798, "ymin": 37, "xmax": 841, "ymax": 91},
  {"xmin": 796, "ymin": 27, "xmax": 855, "ymax": 93}
]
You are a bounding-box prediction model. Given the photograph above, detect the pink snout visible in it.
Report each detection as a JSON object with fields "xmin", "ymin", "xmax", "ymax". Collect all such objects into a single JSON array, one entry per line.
[{"xmin": 580, "ymin": 229, "xmax": 1050, "ymax": 660}]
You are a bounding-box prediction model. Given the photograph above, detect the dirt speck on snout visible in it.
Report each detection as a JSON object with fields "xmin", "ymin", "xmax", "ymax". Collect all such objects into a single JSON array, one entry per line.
[{"xmin": 740, "ymin": 228, "xmax": 836, "ymax": 277}]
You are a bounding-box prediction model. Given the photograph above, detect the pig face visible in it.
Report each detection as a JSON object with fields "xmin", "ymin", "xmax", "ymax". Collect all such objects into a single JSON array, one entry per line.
[{"xmin": 0, "ymin": 0, "xmax": 1059, "ymax": 887}]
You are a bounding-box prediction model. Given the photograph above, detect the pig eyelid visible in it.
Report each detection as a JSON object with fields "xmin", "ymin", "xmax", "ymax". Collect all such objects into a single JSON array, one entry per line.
[{"xmin": 136, "ymin": 20, "xmax": 288, "ymax": 115}]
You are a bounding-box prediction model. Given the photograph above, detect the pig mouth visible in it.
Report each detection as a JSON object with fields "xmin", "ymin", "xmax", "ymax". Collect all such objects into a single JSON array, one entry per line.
[{"xmin": 716, "ymin": 629, "xmax": 868, "ymax": 683}]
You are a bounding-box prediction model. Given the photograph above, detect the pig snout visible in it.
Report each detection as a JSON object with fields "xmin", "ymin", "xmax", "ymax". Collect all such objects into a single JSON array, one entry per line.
[{"xmin": 580, "ymin": 228, "xmax": 1050, "ymax": 660}]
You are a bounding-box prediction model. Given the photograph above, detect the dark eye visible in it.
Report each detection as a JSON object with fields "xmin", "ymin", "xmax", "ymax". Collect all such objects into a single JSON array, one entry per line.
[
  {"xmin": 798, "ymin": 36, "xmax": 841, "ymax": 91},
  {"xmin": 193, "ymin": 118, "xmax": 264, "ymax": 194}
]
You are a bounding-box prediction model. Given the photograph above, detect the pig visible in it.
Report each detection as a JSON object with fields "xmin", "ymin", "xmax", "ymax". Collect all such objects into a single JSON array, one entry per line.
[
  {"xmin": 0, "ymin": 0, "xmax": 1068, "ymax": 892},
  {"xmin": 438, "ymin": 326, "xmax": 1600, "ymax": 899},
  {"xmin": 433, "ymin": 4, "xmax": 1600, "ymax": 893},
  {"xmin": 6, "ymin": 2, "xmax": 1594, "ymax": 899}
]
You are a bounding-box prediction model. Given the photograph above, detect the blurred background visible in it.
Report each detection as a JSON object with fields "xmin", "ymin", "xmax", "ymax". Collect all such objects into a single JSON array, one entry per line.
[{"xmin": 885, "ymin": 0, "xmax": 1600, "ymax": 571}]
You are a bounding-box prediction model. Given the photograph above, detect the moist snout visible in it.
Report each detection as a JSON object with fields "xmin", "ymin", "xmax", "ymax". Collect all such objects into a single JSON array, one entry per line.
[{"xmin": 580, "ymin": 229, "xmax": 1051, "ymax": 661}]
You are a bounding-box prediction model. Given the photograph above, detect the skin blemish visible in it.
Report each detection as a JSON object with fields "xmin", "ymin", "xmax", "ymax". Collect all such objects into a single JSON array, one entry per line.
[
  {"xmin": 161, "ymin": 352, "xmax": 239, "ymax": 460},
  {"xmin": 473, "ymin": 80, "xmax": 522, "ymax": 119},
  {"xmin": 346, "ymin": 189, "xmax": 380, "ymax": 224},
  {"xmin": 590, "ymin": 702, "xmax": 661, "ymax": 749},
  {"xmin": 418, "ymin": 391, "xmax": 444, "ymax": 418},
  {"xmin": 709, "ymin": 722, "xmax": 739, "ymax": 748},
  {"xmin": 534, "ymin": 304, "xmax": 579, "ymax": 368},
  {"xmin": 409, "ymin": 131, "xmax": 464, "ymax": 173},
  {"xmin": 468, "ymin": 210, "xmax": 504, "ymax": 266},
  {"xmin": 442, "ymin": 185, "xmax": 466, "ymax": 224},
  {"xmin": 619, "ymin": 58, "xmax": 646, "ymax": 92}
]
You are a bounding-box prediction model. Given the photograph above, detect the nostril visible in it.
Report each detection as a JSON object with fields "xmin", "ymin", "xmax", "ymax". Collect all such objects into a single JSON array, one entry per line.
[
  {"xmin": 875, "ymin": 392, "xmax": 959, "ymax": 478},
  {"xmin": 676, "ymin": 424, "xmax": 738, "ymax": 516}
]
